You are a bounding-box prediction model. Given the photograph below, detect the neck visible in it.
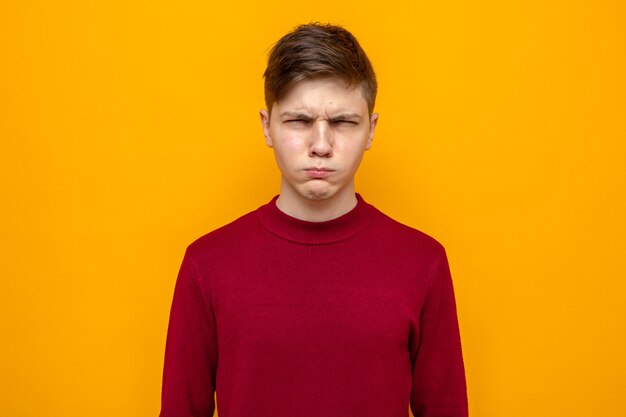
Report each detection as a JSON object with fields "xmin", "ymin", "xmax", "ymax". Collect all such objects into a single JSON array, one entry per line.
[{"xmin": 276, "ymin": 182, "xmax": 358, "ymax": 222}]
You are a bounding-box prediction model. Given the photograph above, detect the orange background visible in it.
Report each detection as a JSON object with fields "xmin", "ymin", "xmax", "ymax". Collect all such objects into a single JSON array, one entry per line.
[{"xmin": 2, "ymin": 1, "xmax": 625, "ymax": 416}]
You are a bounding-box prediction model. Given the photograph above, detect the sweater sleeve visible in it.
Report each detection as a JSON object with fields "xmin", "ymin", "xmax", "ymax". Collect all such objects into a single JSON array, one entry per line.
[
  {"xmin": 410, "ymin": 250, "xmax": 468, "ymax": 417},
  {"xmin": 159, "ymin": 248, "xmax": 218, "ymax": 417}
]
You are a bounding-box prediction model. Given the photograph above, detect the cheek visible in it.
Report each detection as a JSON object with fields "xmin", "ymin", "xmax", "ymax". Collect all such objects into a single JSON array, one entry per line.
[
  {"xmin": 271, "ymin": 134, "xmax": 306, "ymax": 167},
  {"xmin": 334, "ymin": 132, "xmax": 370, "ymax": 158},
  {"xmin": 273, "ymin": 131, "xmax": 306, "ymax": 154},
  {"xmin": 340, "ymin": 150, "xmax": 368, "ymax": 173}
]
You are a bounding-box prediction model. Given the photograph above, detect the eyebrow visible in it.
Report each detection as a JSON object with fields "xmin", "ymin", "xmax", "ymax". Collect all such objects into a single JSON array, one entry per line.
[
  {"xmin": 280, "ymin": 111, "xmax": 313, "ymax": 119},
  {"xmin": 329, "ymin": 113, "xmax": 362, "ymax": 121}
]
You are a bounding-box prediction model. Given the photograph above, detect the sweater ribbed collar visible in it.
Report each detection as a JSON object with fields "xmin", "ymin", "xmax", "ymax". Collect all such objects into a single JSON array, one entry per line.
[{"xmin": 255, "ymin": 193, "xmax": 376, "ymax": 245}]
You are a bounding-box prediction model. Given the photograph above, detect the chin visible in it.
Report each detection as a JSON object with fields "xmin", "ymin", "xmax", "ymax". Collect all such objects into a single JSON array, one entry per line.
[{"xmin": 301, "ymin": 185, "xmax": 334, "ymax": 201}]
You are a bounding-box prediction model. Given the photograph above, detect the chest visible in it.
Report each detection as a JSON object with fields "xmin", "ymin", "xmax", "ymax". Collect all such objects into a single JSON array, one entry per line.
[{"xmin": 208, "ymin": 243, "xmax": 430, "ymax": 358}]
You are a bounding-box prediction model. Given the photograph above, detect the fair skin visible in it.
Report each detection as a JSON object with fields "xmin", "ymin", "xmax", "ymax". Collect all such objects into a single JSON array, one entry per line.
[{"xmin": 260, "ymin": 77, "xmax": 379, "ymax": 222}]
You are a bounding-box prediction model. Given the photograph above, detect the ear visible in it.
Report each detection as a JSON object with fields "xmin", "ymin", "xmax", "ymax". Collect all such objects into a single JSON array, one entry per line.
[
  {"xmin": 365, "ymin": 112, "xmax": 379, "ymax": 150},
  {"xmin": 259, "ymin": 109, "xmax": 273, "ymax": 148}
]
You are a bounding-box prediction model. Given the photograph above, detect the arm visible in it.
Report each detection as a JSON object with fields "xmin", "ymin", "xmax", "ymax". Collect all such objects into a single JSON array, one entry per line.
[
  {"xmin": 410, "ymin": 250, "xmax": 468, "ymax": 417},
  {"xmin": 159, "ymin": 249, "xmax": 218, "ymax": 417}
]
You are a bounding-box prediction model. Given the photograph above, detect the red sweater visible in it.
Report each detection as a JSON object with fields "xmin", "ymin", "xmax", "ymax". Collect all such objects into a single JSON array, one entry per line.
[{"xmin": 159, "ymin": 194, "xmax": 468, "ymax": 417}]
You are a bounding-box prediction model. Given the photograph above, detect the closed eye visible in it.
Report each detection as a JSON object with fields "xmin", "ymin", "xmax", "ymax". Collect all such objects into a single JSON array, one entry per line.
[
  {"xmin": 285, "ymin": 119, "xmax": 311, "ymax": 124},
  {"xmin": 331, "ymin": 120, "xmax": 358, "ymax": 125}
]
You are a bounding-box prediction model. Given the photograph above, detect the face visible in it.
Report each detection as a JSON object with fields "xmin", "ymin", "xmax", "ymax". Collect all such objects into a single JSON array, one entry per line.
[{"xmin": 260, "ymin": 78, "xmax": 378, "ymax": 205}]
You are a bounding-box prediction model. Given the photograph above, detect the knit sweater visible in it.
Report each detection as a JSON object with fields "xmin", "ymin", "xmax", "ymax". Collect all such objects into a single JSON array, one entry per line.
[{"xmin": 159, "ymin": 194, "xmax": 468, "ymax": 417}]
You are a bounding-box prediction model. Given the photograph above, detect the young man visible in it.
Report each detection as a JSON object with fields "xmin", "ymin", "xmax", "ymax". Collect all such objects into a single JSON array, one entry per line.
[{"xmin": 159, "ymin": 23, "xmax": 468, "ymax": 417}]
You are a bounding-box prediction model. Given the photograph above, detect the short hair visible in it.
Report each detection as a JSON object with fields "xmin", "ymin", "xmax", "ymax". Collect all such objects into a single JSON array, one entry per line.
[{"xmin": 263, "ymin": 23, "xmax": 377, "ymax": 115}]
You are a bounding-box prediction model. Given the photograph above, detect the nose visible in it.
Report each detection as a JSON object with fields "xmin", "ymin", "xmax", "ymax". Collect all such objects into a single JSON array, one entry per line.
[{"xmin": 309, "ymin": 120, "xmax": 333, "ymax": 158}]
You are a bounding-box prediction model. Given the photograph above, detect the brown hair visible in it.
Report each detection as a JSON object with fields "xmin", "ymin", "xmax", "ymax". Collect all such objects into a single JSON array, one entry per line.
[{"xmin": 263, "ymin": 23, "xmax": 377, "ymax": 114}]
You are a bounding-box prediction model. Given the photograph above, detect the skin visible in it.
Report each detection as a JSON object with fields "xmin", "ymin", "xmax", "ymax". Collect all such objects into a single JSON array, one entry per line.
[{"xmin": 260, "ymin": 78, "xmax": 379, "ymax": 222}]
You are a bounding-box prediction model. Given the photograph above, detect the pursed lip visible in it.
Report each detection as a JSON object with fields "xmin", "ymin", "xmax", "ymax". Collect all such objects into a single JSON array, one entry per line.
[{"xmin": 304, "ymin": 167, "xmax": 334, "ymax": 178}]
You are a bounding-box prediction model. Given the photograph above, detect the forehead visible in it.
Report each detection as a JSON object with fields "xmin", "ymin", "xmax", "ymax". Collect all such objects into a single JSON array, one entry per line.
[{"xmin": 274, "ymin": 78, "xmax": 368, "ymax": 113}]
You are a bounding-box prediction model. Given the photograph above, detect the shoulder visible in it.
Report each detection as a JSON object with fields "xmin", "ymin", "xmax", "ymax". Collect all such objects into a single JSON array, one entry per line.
[
  {"xmin": 184, "ymin": 205, "xmax": 261, "ymax": 259},
  {"xmin": 369, "ymin": 203, "xmax": 447, "ymax": 261}
]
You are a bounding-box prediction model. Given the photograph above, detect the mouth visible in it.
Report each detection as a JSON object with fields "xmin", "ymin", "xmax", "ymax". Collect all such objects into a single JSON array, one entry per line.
[{"xmin": 304, "ymin": 167, "xmax": 334, "ymax": 179}]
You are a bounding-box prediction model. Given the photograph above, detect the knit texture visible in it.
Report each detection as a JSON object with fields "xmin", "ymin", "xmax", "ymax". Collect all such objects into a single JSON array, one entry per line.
[{"xmin": 159, "ymin": 194, "xmax": 468, "ymax": 417}]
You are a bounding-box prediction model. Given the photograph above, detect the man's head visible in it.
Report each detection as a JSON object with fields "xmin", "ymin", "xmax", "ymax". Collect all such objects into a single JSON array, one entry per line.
[
  {"xmin": 263, "ymin": 23, "xmax": 377, "ymax": 116},
  {"xmin": 260, "ymin": 23, "xmax": 379, "ymax": 214}
]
